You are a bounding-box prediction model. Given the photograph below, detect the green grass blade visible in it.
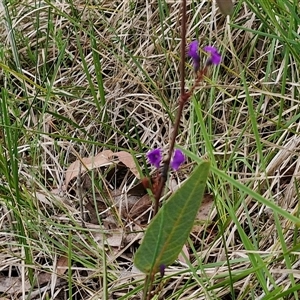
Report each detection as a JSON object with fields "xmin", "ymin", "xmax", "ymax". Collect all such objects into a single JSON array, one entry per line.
[{"xmin": 181, "ymin": 149, "xmax": 300, "ymax": 225}]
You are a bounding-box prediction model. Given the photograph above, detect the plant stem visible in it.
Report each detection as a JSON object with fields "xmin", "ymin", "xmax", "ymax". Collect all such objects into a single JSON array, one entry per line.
[
  {"xmin": 153, "ymin": 0, "xmax": 187, "ymax": 216},
  {"xmin": 145, "ymin": 273, "xmax": 155, "ymax": 300},
  {"xmin": 153, "ymin": 0, "xmax": 208, "ymax": 215}
]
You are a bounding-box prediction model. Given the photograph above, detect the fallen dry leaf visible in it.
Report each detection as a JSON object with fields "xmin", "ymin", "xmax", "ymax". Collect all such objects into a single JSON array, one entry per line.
[
  {"xmin": 112, "ymin": 151, "xmax": 140, "ymax": 179},
  {"xmin": 92, "ymin": 228, "xmax": 124, "ymax": 248},
  {"xmin": 198, "ymin": 194, "xmax": 214, "ymax": 220},
  {"xmin": 56, "ymin": 256, "xmax": 68, "ymax": 276},
  {"xmin": 192, "ymin": 194, "xmax": 214, "ymax": 233},
  {"xmin": 110, "ymin": 189, "xmax": 140, "ymax": 217},
  {"xmin": 36, "ymin": 272, "xmax": 51, "ymax": 286},
  {"xmin": 128, "ymin": 181, "xmax": 147, "ymax": 197},
  {"xmin": 128, "ymin": 194, "xmax": 152, "ymax": 224},
  {"xmin": 0, "ymin": 276, "xmax": 31, "ymax": 294},
  {"xmin": 178, "ymin": 244, "xmax": 190, "ymax": 264},
  {"xmin": 65, "ymin": 150, "xmax": 140, "ymax": 187},
  {"xmin": 85, "ymin": 189, "xmax": 141, "ymax": 227},
  {"xmin": 65, "ymin": 149, "xmax": 113, "ymax": 186}
]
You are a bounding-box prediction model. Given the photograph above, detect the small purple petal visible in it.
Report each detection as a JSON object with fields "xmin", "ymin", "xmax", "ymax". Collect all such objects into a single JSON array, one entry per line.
[
  {"xmin": 204, "ymin": 46, "xmax": 222, "ymax": 65},
  {"xmin": 188, "ymin": 41, "xmax": 199, "ymax": 59},
  {"xmin": 147, "ymin": 148, "xmax": 162, "ymax": 169},
  {"xmin": 188, "ymin": 41, "xmax": 200, "ymax": 71},
  {"xmin": 171, "ymin": 149, "xmax": 185, "ymax": 171},
  {"xmin": 160, "ymin": 264, "xmax": 166, "ymax": 277}
]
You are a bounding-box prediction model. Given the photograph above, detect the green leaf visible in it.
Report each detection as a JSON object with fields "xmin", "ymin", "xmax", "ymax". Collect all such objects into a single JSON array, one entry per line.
[{"xmin": 134, "ymin": 161, "xmax": 210, "ymax": 274}]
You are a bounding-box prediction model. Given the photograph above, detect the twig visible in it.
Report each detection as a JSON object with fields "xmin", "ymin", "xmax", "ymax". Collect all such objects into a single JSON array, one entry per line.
[
  {"xmin": 153, "ymin": 0, "xmax": 208, "ymax": 215},
  {"xmin": 153, "ymin": 0, "xmax": 187, "ymax": 216}
]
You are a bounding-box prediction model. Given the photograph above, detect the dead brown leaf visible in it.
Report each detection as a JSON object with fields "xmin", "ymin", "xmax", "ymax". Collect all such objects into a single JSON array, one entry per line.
[
  {"xmin": 56, "ymin": 256, "xmax": 68, "ymax": 276},
  {"xmin": 36, "ymin": 272, "xmax": 52, "ymax": 286},
  {"xmin": 85, "ymin": 195, "xmax": 108, "ymax": 224},
  {"xmin": 0, "ymin": 276, "xmax": 30, "ymax": 294},
  {"xmin": 112, "ymin": 151, "xmax": 140, "ymax": 179},
  {"xmin": 110, "ymin": 189, "xmax": 140, "ymax": 216},
  {"xmin": 178, "ymin": 244, "xmax": 190, "ymax": 264},
  {"xmin": 85, "ymin": 189, "xmax": 140, "ymax": 227},
  {"xmin": 198, "ymin": 194, "xmax": 214, "ymax": 220},
  {"xmin": 65, "ymin": 149, "xmax": 113, "ymax": 186},
  {"xmin": 192, "ymin": 194, "xmax": 214, "ymax": 233},
  {"xmin": 127, "ymin": 181, "xmax": 147, "ymax": 197},
  {"xmin": 92, "ymin": 228, "xmax": 124, "ymax": 248},
  {"xmin": 65, "ymin": 150, "xmax": 140, "ymax": 187},
  {"xmin": 128, "ymin": 194, "xmax": 152, "ymax": 224}
]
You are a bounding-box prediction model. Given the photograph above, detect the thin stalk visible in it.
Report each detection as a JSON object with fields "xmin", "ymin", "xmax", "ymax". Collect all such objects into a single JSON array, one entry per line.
[
  {"xmin": 153, "ymin": 0, "xmax": 187, "ymax": 215},
  {"xmin": 154, "ymin": 67, "xmax": 208, "ymax": 215}
]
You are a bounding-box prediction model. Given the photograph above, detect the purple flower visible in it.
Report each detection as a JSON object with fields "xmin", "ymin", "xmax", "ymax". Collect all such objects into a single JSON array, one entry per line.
[
  {"xmin": 171, "ymin": 149, "xmax": 185, "ymax": 171},
  {"xmin": 204, "ymin": 46, "xmax": 221, "ymax": 65},
  {"xmin": 188, "ymin": 41, "xmax": 200, "ymax": 71},
  {"xmin": 147, "ymin": 148, "xmax": 185, "ymax": 171},
  {"xmin": 147, "ymin": 148, "xmax": 162, "ymax": 168}
]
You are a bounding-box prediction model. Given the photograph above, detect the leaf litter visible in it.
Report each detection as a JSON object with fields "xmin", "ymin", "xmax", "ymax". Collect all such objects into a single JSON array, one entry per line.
[{"xmin": 0, "ymin": 144, "xmax": 215, "ymax": 298}]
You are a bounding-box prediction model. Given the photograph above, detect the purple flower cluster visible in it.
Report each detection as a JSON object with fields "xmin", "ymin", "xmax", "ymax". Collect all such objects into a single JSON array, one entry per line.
[
  {"xmin": 147, "ymin": 148, "xmax": 185, "ymax": 171},
  {"xmin": 188, "ymin": 41, "xmax": 221, "ymax": 70}
]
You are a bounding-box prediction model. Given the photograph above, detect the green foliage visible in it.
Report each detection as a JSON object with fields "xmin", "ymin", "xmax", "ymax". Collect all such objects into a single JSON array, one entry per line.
[{"xmin": 134, "ymin": 161, "xmax": 210, "ymax": 274}]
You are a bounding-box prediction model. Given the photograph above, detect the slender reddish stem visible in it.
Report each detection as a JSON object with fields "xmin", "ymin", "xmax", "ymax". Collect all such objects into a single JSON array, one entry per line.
[
  {"xmin": 146, "ymin": 0, "xmax": 210, "ymax": 298},
  {"xmin": 153, "ymin": 0, "xmax": 187, "ymax": 216},
  {"xmin": 153, "ymin": 53, "xmax": 208, "ymax": 215}
]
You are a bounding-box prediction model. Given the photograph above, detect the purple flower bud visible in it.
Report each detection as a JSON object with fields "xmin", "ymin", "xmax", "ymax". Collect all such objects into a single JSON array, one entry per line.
[
  {"xmin": 159, "ymin": 264, "xmax": 166, "ymax": 277},
  {"xmin": 188, "ymin": 41, "xmax": 200, "ymax": 71},
  {"xmin": 171, "ymin": 149, "xmax": 185, "ymax": 171},
  {"xmin": 147, "ymin": 148, "xmax": 162, "ymax": 169},
  {"xmin": 203, "ymin": 46, "xmax": 221, "ymax": 65}
]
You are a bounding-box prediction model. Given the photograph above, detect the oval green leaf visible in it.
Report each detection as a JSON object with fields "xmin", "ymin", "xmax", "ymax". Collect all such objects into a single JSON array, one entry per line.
[{"xmin": 134, "ymin": 161, "xmax": 210, "ymax": 274}]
